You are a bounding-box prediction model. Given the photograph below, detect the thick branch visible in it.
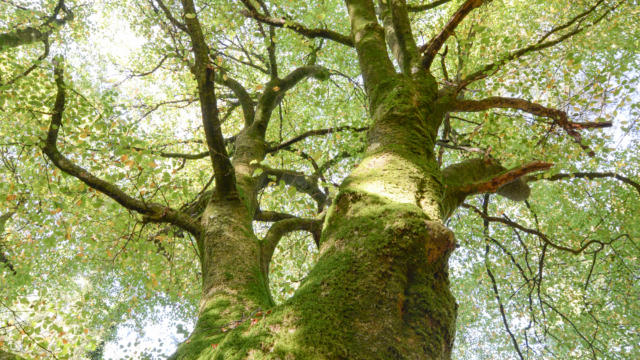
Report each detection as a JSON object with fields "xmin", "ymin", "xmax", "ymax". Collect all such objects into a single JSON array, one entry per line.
[
  {"xmin": 451, "ymin": 96, "xmax": 612, "ymax": 156},
  {"xmin": 254, "ymin": 209, "xmax": 297, "ymax": 222},
  {"xmin": 442, "ymin": 158, "xmax": 550, "ymax": 219},
  {"xmin": 258, "ymin": 166, "xmax": 327, "ymax": 210},
  {"xmin": 215, "ymin": 73, "xmax": 255, "ymax": 126},
  {"xmin": 0, "ymin": 0, "xmax": 72, "ymax": 49},
  {"xmin": 420, "ymin": 0, "xmax": 485, "ymax": 70},
  {"xmin": 251, "ymin": 65, "xmax": 331, "ymax": 136},
  {"xmin": 526, "ymin": 172, "xmax": 640, "ymax": 196},
  {"xmin": 239, "ymin": 5, "xmax": 353, "ymax": 47},
  {"xmin": 260, "ymin": 217, "xmax": 322, "ymax": 274},
  {"xmin": 377, "ymin": 0, "xmax": 421, "ymax": 73},
  {"xmin": 458, "ymin": 161, "xmax": 554, "ymax": 195},
  {"xmin": 279, "ymin": 65, "xmax": 330, "ymax": 93},
  {"xmin": 42, "ymin": 61, "xmax": 201, "ymax": 237},
  {"xmin": 346, "ymin": 0, "xmax": 396, "ymax": 99},
  {"xmin": 180, "ymin": 0, "xmax": 237, "ymax": 196}
]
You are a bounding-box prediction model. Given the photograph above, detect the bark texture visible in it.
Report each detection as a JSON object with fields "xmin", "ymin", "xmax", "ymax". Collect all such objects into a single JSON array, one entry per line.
[{"xmin": 171, "ymin": 76, "xmax": 458, "ymax": 360}]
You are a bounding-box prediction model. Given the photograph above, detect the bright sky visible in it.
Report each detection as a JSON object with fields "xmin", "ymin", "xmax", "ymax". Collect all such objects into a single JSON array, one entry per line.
[{"xmin": 102, "ymin": 306, "xmax": 192, "ymax": 359}]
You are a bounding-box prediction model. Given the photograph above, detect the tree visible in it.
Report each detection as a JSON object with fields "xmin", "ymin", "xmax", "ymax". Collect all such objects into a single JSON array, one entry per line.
[{"xmin": 1, "ymin": 0, "xmax": 639, "ymax": 359}]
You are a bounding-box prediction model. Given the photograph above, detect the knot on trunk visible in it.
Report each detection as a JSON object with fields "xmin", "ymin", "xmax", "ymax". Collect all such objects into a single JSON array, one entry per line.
[{"xmin": 424, "ymin": 220, "xmax": 456, "ymax": 264}]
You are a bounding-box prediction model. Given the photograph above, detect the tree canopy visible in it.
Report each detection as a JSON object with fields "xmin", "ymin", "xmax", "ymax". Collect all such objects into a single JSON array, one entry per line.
[{"xmin": 1, "ymin": 0, "xmax": 639, "ymax": 359}]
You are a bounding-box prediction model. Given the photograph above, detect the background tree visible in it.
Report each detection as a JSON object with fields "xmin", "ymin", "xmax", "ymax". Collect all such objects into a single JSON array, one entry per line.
[{"xmin": 1, "ymin": 0, "xmax": 639, "ymax": 359}]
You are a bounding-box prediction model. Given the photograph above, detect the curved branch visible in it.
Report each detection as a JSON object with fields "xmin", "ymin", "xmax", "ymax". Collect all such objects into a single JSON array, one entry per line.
[
  {"xmin": 251, "ymin": 65, "xmax": 331, "ymax": 136},
  {"xmin": 450, "ymin": 96, "xmax": 612, "ymax": 156},
  {"xmin": 258, "ymin": 165, "xmax": 327, "ymax": 210},
  {"xmin": 267, "ymin": 126, "xmax": 368, "ymax": 153},
  {"xmin": 420, "ymin": 0, "xmax": 485, "ymax": 70},
  {"xmin": 42, "ymin": 61, "xmax": 201, "ymax": 237},
  {"xmin": 239, "ymin": 4, "xmax": 353, "ymax": 47},
  {"xmin": 254, "ymin": 209, "xmax": 297, "ymax": 222},
  {"xmin": 279, "ymin": 65, "xmax": 331, "ymax": 93},
  {"xmin": 526, "ymin": 172, "xmax": 640, "ymax": 196},
  {"xmin": 458, "ymin": 161, "xmax": 553, "ymax": 195},
  {"xmin": 408, "ymin": 0, "xmax": 454, "ymax": 12},
  {"xmin": 215, "ymin": 73, "xmax": 255, "ymax": 126},
  {"xmin": 260, "ymin": 217, "xmax": 322, "ymax": 274}
]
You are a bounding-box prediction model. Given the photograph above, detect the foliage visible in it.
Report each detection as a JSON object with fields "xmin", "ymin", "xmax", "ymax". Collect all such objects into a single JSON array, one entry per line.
[{"xmin": 1, "ymin": 0, "xmax": 639, "ymax": 359}]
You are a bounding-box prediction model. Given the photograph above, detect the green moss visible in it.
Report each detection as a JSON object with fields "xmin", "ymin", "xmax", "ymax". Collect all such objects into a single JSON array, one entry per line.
[
  {"xmin": 262, "ymin": 186, "xmax": 455, "ymax": 359},
  {"xmin": 246, "ymin": 265, "xmax": 275, "ymax": 308},
  {"xmin": 171, "ymin": 73, "xmax": 457, "ymax": 360}
]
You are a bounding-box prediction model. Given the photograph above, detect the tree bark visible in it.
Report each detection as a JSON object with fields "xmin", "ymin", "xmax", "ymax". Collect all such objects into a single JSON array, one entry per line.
[
  {"xmin": 171, "ymin": 0, "xmax": 459, "ymax": 358},
  {"xmin": 170, "ymin": 68, "xmax": 460, "ymax": 359}
]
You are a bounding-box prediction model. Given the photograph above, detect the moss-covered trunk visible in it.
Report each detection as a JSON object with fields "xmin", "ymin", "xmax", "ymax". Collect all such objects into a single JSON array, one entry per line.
[
  {"xmin": 171, "ymin": 73, "xmax": 457, "ymax": 359},
  {"xmin": 172, "ymin": 0, "xmax": 458, "ymax": 357}
]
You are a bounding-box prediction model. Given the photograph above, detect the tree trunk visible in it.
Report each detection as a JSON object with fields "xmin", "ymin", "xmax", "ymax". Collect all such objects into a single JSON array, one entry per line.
[{"xmin": 171, "ymin": 74, "xmax": 458, "ymax": 359}]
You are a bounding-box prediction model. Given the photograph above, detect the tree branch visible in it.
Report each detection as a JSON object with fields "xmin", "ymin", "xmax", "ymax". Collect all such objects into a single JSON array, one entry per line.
[
  {"xmin": 0, "ymin": 0, "xmax": 73, "ymax": 49},
  {"xmin": 180, "ymin": 0, "xmax": 237, "ymax": 196},
  {"xmin": 408, "ymin": 0, "xmax": 454, "ymax": 12},
  {"xmin": 482, "ymin": 196, "xmax": 526, "ymax": 360},
  {"xmin": 526, "ymin": 172, "xmax": 640, "ymax": 196},
  {"xmin": 345, "ymin": 0, "xmax": 396, "ymax": 100},
  {"xmin": 1, "ymin": 39, "xmax": 49, "ymax": 86},
  {"xmin": 251, "ymin": 65, "xmax": 331, "ymax": 136},
  {"xmin": 260, "ymin": 217, "xmax": 322, "ymax": 275},
  {"xmin": 215, "ymin": 73, "xmax": 255, "ymax": 126},
  {"xmin": 450, "ymin": 96, "xmax": 612, "ymax": 156},
  {"xmin": 441, "ymin": 158, "xmax": 549, "ymax": 219},
  {"xmin": 377, "ymin": 0, "xmax": 421, "ymax": 73},
  {"xmin": 458, "ymin": 161, "xmax": 553, "ymax": 195},
  {"xmin": 253, "ymin": 0, "xmax": 279, "ymax": 78},
  {"xmin": 267, "ymin": 126, "xmax": 368, "ymax": 153},
  {"xmin": 459, "ymin": 0, "xmax": 614, "ymax": 86},
  {"xmin": 42, "ymin": 61, "xmax": 201, "ymax": 237},
  {"xmin": 464, "ymin": 203, "xmax": 615, "ymax": 255},
  {"xmin": 254, "ymin": 209, "xmax": 297, "ymax": 222},
  {"xmin": 258, "ymin": 165, "xmax": 328, "ymax": 210},
  {"xmin": 153, "ymin": 0, "xmax": 187, "ymax": 32},
  {"xmin": 420, "ymin": 0, "xmax": 485, "ymax": 70},
  {"xmin": 239, "ymin": 2, "xmax": 353, "ymax": 47}
]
